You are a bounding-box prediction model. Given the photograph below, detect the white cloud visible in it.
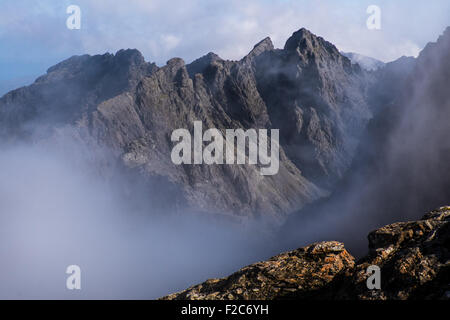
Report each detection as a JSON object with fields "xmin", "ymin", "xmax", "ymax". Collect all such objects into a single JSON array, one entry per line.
[
  {"xmin": 160, "ymin": 34, "xmax": 181, "ymax": 51},
  {"xmin": 0, "ymin": 0, "xmax": 449, "ymax": 68}
]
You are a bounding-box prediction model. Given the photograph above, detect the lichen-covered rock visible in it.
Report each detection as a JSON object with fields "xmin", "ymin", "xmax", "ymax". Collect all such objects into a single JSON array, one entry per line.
[
  {"xmin": 162, "ymin": 207, "xmax": 450, "ymax": 300},
  {"xmin": 161, "ymin": 241, "xmax": 355, "ymax": 300},
  {"xmin": 348, "ymin": 206, "xmax": 450, "ymax": 300}
]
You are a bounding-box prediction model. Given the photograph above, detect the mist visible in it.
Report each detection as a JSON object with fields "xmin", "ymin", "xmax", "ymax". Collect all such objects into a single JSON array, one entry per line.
[
  {"xmin": 279, "ymin": 28, "xmax": 450, "ymax": 257},
  {"xmin": 1, "ymin": 5, "xmax": 449, "ymax": 298},
  {"xmin": 0, "ymin": 135, "xmax": 278, "ymax": 299}
]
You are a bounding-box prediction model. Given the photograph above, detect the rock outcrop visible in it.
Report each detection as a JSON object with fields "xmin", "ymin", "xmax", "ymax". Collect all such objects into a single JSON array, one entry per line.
[
  {"xmin": 162, "ymin": 241, "xmax": 355, "ymax": 300},
  {"xmin": 162, "ymin": 206, "xmax": 450, "ymax": 300},
  {"xmin": 349, "ymin": 206, "xmax": 450, "ymax": 300}
]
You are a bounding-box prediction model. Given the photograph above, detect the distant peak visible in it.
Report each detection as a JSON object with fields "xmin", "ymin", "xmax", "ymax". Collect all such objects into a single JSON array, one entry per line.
[
  {"xmin": 198, "ymin": 52, "xmax": 222, "ymax": 63},
  {"xmin": 243, "ymin": 37, "xmax": 274, "ymax": 62},
  {"xmin": 252, "ymin": 37, "xmax": 274, "ymax": 52},
  {"xmin": 439, "ymin": 25, "xmax": 450, "ymax": 42},
  {"xmin": 166, "ymin": 57, "xmax": 185, "ymax": 68},
  {"xmin": 186, "ymin": 52, "xmax": 222, "ymax": 77},
  {"xmin": 115, "ymin": 49, "xmax": 146, "ymax": 65},
  {"xmin": 115, "ymin": 48, "xmax": 142, "ymax": 56},
  {"xmin": 284, "ymin": 28, "xmax": 318, "ymax": 51},
  {"xmin": 444, "ymin": 26, "xmax": 450, "ymax": 36},
  {"xmin": 283, "ymin": 27, "xmax": 341, "ymax": 59},
  {"xmin": 46, "ymin": 54, "xmax": 91, "ymax": 73},
  {"xmin": 418, "ymin": 26, "xmax": 450, "ymax": 61},
  {"xmin": 46, "ymin": 49, "xmax": 147, "ymax": 74}
]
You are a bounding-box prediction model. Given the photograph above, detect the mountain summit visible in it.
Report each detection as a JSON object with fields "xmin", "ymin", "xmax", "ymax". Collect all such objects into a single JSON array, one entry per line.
[{"xmin": 0, "ymin": 28, "xmax": 379, "ymax": 220}]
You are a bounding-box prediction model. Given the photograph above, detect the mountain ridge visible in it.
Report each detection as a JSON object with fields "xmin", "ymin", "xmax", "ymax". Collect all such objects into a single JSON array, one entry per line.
[
  {"xmin": 0, "ymin": 27, "xmax": 375, "ymax": 221},
  {"xmin": 280, "ymin": 25, "xmax": 450, "ymax": 256}
]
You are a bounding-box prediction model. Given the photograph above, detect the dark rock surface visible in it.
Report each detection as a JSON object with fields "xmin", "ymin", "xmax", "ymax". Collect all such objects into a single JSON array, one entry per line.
[
  {"xmin": 346, "ymin": 206, "xmax": 450, "ymax": 300},
  {"xmin": 253, "ymin": 28, "xmax": 371, "ymax": 189},
  {"xmin": 0, "ymin": 49, "xmax": 157, "ymax": 138},
  {"xmin": 162, "ymin": 206, "xmax": 450, "ymax": 300},
  {"xmin": 280, "ymin": 26, "xmax": 450, "ymax": 254}
]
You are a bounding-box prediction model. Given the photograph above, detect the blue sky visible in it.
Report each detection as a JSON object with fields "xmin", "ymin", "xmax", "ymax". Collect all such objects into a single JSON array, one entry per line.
[{"xmin": 1, "ymin": 0, "xmax": 450, "ymax": 95}]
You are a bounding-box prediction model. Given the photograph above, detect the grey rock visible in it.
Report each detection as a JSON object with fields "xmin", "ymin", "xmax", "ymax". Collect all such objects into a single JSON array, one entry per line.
[{"xmin": 0, "ymin": 28, "xmax": 375, "ymax": 221}]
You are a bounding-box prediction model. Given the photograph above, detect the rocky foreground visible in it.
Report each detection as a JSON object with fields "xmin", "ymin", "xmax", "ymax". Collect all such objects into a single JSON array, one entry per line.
[{"xmin": 162, "ymin": 207, "xmax": 450, "ymax": 300}]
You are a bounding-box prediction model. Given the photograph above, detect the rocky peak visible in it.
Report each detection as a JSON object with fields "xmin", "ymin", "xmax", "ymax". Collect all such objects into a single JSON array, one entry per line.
[
  {"xmin": 37, "ymin": 49, "xmax": 156, "ymax": 87},
  {"xmin": 0, "ymin": 26, "xmax": 376, "ymax": 218},
  {"xmin": 45, "ymin": 54, "xmax": 92, "ymax": 74},
  {"xmin": 0, "ymin": 49, "xmax": 158, "ymax": 135},
  {"xmin": 251, "ymin": 28, "xmax": 370, "ymax": 189},
  {"xmin": 284, "ymin": 28, "xmax": 311, "ymax": 50},
  {"xmin": 187, "ymin": 52, "xmax": 222, "ymax": 77},
  {"xmin": 243, "ymin": 37, "xmax": 274, "ymax": 62},
  {"xmin": 284, "ymin": 28, "xmax": 339, "ymax": 57},
  {"xmin": 114, "ymin": 48, "xmax": 146, "ymax": 66},
  {"xmin": 166, "ymin": 57, "xmax": 185, "ymax": 68},
  {"xmin": 165, "ymin": 57, "xmax": 186, "ymax": 74},
  {"xmin": 163, "ymin": 58, "xmax": 189, "ymax": 83},
  {"xmin": 418, "ymin": 26, "xmax": 450, "ymax": 67},
  {"xmin": 441, "ymin": 26, "xmax": 450, "ymax": 41},
  {"xmin": 44, "ymin": 49, "xmax": 147, "ymax": 75}
]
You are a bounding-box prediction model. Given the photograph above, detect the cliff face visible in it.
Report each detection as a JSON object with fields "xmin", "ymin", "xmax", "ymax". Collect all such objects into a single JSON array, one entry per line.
[
  {"xmin": 279, "ymin": 27, "xmax": 450, "ymax": 254},
  {"xmin": 254, "ymin": 29, "xmax": 371, "ymax": 188},
  {"xmin": 0, "ymin": 28, "xmax": 373, "ymax": 221},
  {"xmin": 162, "ymin": 206, "xmax": 450, "ymax": 300},
  {"xmin": 0, "ymin": 49, "xmax": 158, "ymax": 138}
]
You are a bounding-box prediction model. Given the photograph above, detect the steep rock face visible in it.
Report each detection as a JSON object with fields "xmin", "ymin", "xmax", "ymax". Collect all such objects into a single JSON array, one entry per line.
[
  {"xmin": 162, "ymin": 207, "xmax": 450, "ymax": 300},
  {"xmin": 280, "ymin": 27, "xmax": 450, "ymax": 253},
  {"xmin": 0, "ymin": 28, "xmax": 374, "ymax": 220},
  {"xmin": 0, "ymin": 49, "xmax": 157, "ymax": 140},
  {"xmin": 253, "ymin": 28, "xmax": 372, "ymax": 188},
  {"xmin": 111, "ymin": 55, "xmax": 323, "ymax": 220}
]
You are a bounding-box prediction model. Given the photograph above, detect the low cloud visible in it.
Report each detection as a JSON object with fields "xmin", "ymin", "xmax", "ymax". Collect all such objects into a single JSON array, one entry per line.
[
  {"xmin": 0, "ymin": 135, "xmax": 276, "ymax": 299},
  {"xmin": 1, "ymin": 0, "xmax": 449, "ymax": 71}
]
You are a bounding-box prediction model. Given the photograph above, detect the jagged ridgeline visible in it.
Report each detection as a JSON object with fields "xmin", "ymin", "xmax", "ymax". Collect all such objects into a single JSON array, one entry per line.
[{"xmin": 0, "ymin": 28, "xmax": 377, "ymax": 222}]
